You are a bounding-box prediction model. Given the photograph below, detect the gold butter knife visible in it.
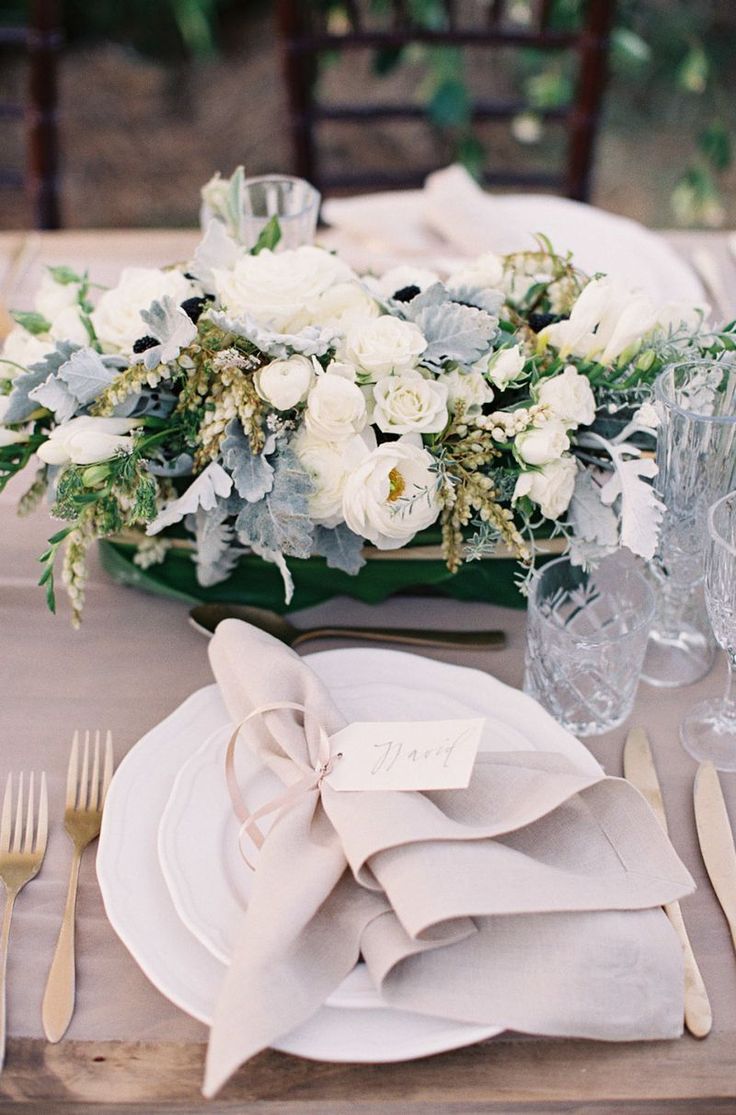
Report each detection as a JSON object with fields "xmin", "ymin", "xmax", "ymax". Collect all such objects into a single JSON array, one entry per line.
[
  {"xmin": 694, "ymin": 761, "xmax": 736, "ymax": 955},
  {"xmin": 624, "ymin": 728, "xmax": 712, "ymax": 1038}
]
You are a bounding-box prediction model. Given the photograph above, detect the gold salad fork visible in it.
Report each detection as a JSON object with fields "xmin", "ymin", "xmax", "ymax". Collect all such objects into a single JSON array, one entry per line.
[
  {"xmin": 42, "ymin": 731, "xmax": 113, "ymax": 1043},
  {"xmin": 0, "ymin": 771, "xmax": 48, "ymax": 1071}
]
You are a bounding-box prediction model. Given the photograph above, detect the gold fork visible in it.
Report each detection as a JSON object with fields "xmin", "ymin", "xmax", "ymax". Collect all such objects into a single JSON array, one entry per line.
[
  {"xmin": 42, "ymin": 730, "xmax": 113, "ymax": 1044},
  {"xmin": 0, "ymin": 771, "xmax": 49, "ymax": 1071}
]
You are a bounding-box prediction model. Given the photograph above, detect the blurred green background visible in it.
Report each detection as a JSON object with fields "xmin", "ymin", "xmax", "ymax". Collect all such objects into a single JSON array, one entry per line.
[{"xmin": 0, "ymin": 0, "xmax": 733, "ymax": 228}]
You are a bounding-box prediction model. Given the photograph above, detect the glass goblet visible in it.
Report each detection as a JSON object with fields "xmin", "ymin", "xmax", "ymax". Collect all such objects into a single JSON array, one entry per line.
[
  {"xmin": 240, "ymin": 174, "xmax": 320, "ymax": 251},
  {"xmin": 681, "ymin": 490, "xmax": 736, "ymax": 769}
]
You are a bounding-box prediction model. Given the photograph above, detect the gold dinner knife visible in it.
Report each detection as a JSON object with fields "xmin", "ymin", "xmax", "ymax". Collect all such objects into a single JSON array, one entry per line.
[
  {"xmin": 624, "ymin": 728, "xmax": 712, "ymax": 1038},
  {"xmin": 694, "ymin": 761, "xmax": 736, "ymax": 955}
]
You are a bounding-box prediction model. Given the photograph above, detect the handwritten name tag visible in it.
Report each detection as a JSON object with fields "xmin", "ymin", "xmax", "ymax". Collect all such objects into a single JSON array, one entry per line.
[{"xmin": 325, "ymin": 718, "xmax": 484, "ymax": 792}]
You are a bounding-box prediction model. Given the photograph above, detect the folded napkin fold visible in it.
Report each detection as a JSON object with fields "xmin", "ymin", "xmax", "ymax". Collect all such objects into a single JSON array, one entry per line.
[{"xmin": 204, "ymin": 620, "xmax": 693, "ymax": 1097}]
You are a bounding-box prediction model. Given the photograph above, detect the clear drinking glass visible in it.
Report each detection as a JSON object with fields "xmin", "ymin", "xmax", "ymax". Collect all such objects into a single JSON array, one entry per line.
[
  {"xmin": 641, "ymin": 359, "xmax": 736, "ymax": 688},
  {"xmin": 240, "ymin": 175, "xmax": 320, "ymax": 251},
  {"xmin": 523, "ymin": 553, "xmax": 655, "ymax": 736},
  {"xmin": 681, "ymin": 490, "xmax": 736, "ymax": 769}
]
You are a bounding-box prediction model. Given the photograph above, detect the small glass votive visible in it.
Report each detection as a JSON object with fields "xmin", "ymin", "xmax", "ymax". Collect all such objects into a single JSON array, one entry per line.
[
  {"xmin": 523, "ymin": 553, "xmax": 655, "ymax": 737},
  {"xmin": 241, "ymin": 174, "xmax": 320, "ymax": 251}
]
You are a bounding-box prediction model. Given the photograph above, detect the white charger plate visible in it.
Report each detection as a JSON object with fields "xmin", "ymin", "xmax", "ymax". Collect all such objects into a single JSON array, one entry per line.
[{"xmin": 97, "ymin": 649, "xmax": 599, "ymax": 1062}]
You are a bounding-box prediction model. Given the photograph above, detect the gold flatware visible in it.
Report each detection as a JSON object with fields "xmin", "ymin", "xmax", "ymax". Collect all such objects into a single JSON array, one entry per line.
[
  {"xmin": 623, "ymin": 728, "xmax": 712, "ymax": 1038},
  {"xmin": 694, "ymin": 761, "xmax": 736, "ymax": 954},
  {"xmin": 42, "ymin": 730, "xmax": 113, "ymax": 1044},
  {"xmin": 188, "ymin": 602, "xmax": 506, "ymax": 650},
  {"xmin": 0, "ymin": 771, "xmax": 48, "ymax": 1070}
]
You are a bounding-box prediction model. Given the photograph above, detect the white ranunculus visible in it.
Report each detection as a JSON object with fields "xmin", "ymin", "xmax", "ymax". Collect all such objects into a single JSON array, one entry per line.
[
  {"xmin": 0, "ymin": 327, "xmax": 54, "ymax": 377},
  {"xmin": 372, "ymin": 371, "xmax": 449, "ymax": 435},
  {"xmin": 49, "ymin": 305, "xmax": 89, "ymax": 346},
  {"xmin": 293, "ymin": 428, "xmax": 375, "ymax": 528},
  {"xmin": 443, "ymin": 368, "xmax": 494, "ymax": 414},
  {"xmin": 372, "ymin": 265, "xmax": 441, "ymax": 301},
  {"xmin": 539, "ymin": 277, "xmax": 658, "ymax": 365},
  {"xmin": 37, "ymin": 416, "xmax": 138, "ymax": 466},
  {"xmin": 536, "ymin": 365, "xmax": 595, "ymax": 429},
  {"xmin": 0, "ymin": 396, "xmax": 28, "ymax": 444},
  {"xmin": 35, "ymin": 271, "xmax": 81, "ymax": 321},
  {"xmin": 91, "ymin": 267, "xmax": 194, "ymax": 353},
  {"xmin": 480, "ymin": 344, "xmax": 526, "ymax": 390},
  {"xmin": 254, "ymin": 354, "xmax": 314, "ymax": 411},
  {"xmin": 342, "ymin": 315, "xmax": 427, "ymax": 380},
  {"xmin": 447, "ymin": 252, "xmax": 504, "ymax": 291},
  {"xmin": 297, "ymin": 281, "xmax": 380, "ymax": 331},
  {"xmin": 515, "ymin": 420, "xmax": 570, "ymax": 466},
  {"xmin": 513, "ymin": 455, "xmax": 578, "ymax": 520},
  {"xmin": 212, "ymin": 246, "xmax": 354, "ymax": 331},
  {"xmin": 342, "ymin": 436, "xmax": 440, "ymax": 549},
  {"xmin": 304, "ymin": 373, "xmax": 367, "ymax": 441}
]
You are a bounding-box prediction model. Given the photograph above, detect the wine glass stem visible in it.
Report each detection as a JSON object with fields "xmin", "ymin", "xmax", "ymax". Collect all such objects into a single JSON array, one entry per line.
[{"xmin": 724, "ymin": 650, "xmax": 736, "ymax": 709}]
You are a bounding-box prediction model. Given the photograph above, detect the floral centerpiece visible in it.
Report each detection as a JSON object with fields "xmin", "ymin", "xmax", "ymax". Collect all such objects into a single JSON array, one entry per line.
[{"xmin": 1, "ymin": 169, "xmax": 733, "ymax": 625}]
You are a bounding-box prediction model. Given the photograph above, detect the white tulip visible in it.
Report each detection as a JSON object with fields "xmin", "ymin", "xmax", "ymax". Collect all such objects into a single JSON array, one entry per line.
[
  {"xmin": 513, "ymin": 455, "xmax": 578, "ymax": 520},
  {"xmin": 91, "ymin": 267, "xmax": 195, "ymax": 353},
  {"xmin": 443, "ymin": 368, "xmax": 494, "ymax": 414},
  {"xmin": 536, "ymin": 365, "xmax": 595, "ymax": 429},
  {"xmin": 37, "ymin": 416, "xmax": 138, "ymax": 466},
  {"xmin": 515, "ymin": 420, "xmax": 570, "ymax": 466},
  {"xmin": 254, "ymin": 355, "xmax": 314, "ymax": 411},
  {"xmin": 372, "ymin": 371, "xmax": 448, "ymax": 435},
  {"xmin": 342, "ymin": 315, "xmax": 427, "ymax": 380},
  {"xmin": 342, "ymin": 436, "xmax": 440, "ymax": 549},
  {"xmin": 304, "ymin": 373, "xmax": 367, "ymax": 441}
]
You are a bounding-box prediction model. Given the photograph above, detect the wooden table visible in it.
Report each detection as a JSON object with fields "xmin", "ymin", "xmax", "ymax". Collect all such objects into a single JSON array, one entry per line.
[{"xmin": 1, "ymin": 228, "xmax": 736, "ymax": 1114}]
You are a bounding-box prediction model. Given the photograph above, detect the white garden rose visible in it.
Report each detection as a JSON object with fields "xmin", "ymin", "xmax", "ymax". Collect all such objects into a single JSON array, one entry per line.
[
  {"xmin": 37, "ymin": 416, "xmax": 138, "ymax": 466},
  {"xmin": 443, "ymin": 368, "xmax": 494, "ymax": 414},
  {"xmin": 304, "ymin": 373, "xmax": 367, "ymax": 440},
  {"xmin": 536, "ymin": 365, "xmax": 595, "ymax": 428},
  {"xmin": 513, "ymin": 455, "xmax": 578, "ymax": 520},
  {"xmin": 539, "ymin": 277, "xmax": 658, "ymax": 365},
  {"xmin": 342, "ymin": 436, "xmax": 440, "ymax": 549},
  {"xmin": 479, "ymin": 344, "xmax": 526, "ymax": 390},
  {"xmin": 323, "ymin": 359, "xmax": 358, "ymax": 381},
  {"xmin": 448, "ymin": 252, "xmax": 504, "ymax": 291},
  {"xmin": 35, "ymin": 271, "xmax": 81, "ymax": 321},
  {"xmin": 0, "ymin": 327, "xmax": 54, "ymax": 377},
  {"xmin": 372, "ymin": 371, "xmax": 449, "ymax": 435},
  {"xmin": 49, "ymin": 305, "xmax": 89, "ymax": 346},
  {"xmin": 294, "ymin": 428, "xmax": 375, "ymax": 528},
  {"xmin": 91, "ymin": 268, "xmax": 194, "ymax": 353},
  {"xmin": 515, "ymin": 420, "xmax": 570, "ymax": 466},
  {"xmin": 212, "ymin": 246, "xmax": 354, "ymax": 331},
  {"xmin": 342, "ymin": 315, "xmax": 427, "ymax": 380},
  {"xmin": 297, "ymin": 281, "xmax": 380, "ymax": 331},
  {"xmin": 254, "ymin": 355, "xmax": 314, "ymax": 411}
]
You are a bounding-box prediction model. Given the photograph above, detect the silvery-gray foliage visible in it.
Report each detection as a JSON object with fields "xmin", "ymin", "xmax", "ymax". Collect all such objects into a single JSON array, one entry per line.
[
  {"xmin": 133, "ymin": 297, "xmax": 198, "ymax": 371},
  {"xmin": 126, "ymin": 386, "xmax": 178, "ymax": 419},
  {"xmin": 221, "ymin": 420, "xmax": 276, "ymax": 503},
  {"xmin": 57, "ymin": 347, "xmax": 126, "ymax": 405},
  {"xmin": 447, "ymin": 282, "xmax": 504, "ymax": 318},
  {"xmin": 186, "ymin": 499, "xmax": 242, "ymax": 587},
  {"xmin": 311, "ymin": 523, "xmax": 366, "ymax": 575},
  {"xmin": 147, "ymin": 452, "xmax": 194, "ymax": 477},
  {"xmin": 28, "ymin": 374, "xmax": 77, "ymax": 422},
  {"xmin": 234, "ymin": 444, "xmax": 314, "ymax": 560},
  {"xmin": 147, "ymin": 460, "xmax": 233, "ymax": 534},
  {"xmin": 567, "ymin": 469, "xmax": 619, "ymax": 566},
  {"xmin": 209, "ymin": 310, "xmax": 336, "ymax": 359},
  {"xmin": 399, "ymin": 283, "xmax": 497, "ymax": 367},
  {"xmin": 4, "ymin": 342, "xmax": 81, "ymax": 423}
]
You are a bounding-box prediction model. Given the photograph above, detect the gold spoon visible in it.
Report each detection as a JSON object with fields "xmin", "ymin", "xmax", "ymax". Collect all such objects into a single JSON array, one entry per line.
[{"xmin": 189, "ymin": 603, "xmax": 505, "ymax": 650}]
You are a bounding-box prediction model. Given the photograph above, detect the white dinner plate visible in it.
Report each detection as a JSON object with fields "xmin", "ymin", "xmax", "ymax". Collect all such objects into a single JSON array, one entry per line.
[{"xmin": 98, "ymin": 649, "xmax": 599, "ymax": 1062}]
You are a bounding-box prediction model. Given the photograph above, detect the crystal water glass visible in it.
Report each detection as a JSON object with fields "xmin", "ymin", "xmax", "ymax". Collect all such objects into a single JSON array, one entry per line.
[
  {"xmin": 681, "ymin": 490, "xmax": 736, "ymax": 769},
  {"xmin": 642, "ymin": 359, "xmax": 736, "ymax": 688},
  {"xmin": 240, "ymin": 175, "xmax": 320, "ymax": 251},
  {"xmin": 523, "ymin": 553, "xmax": 655, "ymax": 737}
]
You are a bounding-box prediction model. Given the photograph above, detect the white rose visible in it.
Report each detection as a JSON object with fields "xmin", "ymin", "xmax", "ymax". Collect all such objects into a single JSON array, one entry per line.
[
  {"xmin": 536, "ymin": 365, "xmax": 595, "ymax": 428},
  {"xmin": 297, "ymin": 281, "xmax": 380, "ymax": 331},
  {"xmin": 0, "ymin": 396, "xmax": 28, "ymax": 445},
  {"xmin": 342, "ymin": 436, "xmax": 440, "ymax": 549},
  {"xmin": 37, "ymin": 416, "xmax": 138, "ymax": 466},
  {"xmin": 448, "ymin": 252, "xmax": 504, "ymax": 291},
  {"xmin": 515, "ymin": 420, "xmax": 570, "ymax": 466},
  {"xmin": 513, "ymin": 455, "xmax": 578, "ymax": 520},
  {"xmin": 372, "ymin": 371, "xmax": 448, "ymax": 435},
  {"xmin": 443, "ymin": 368, "xmax": 494, "ymax": 414},
  {"xmin": 342, "ymin": 315, "xmax": 427, "ymax": 380},
  {"xmin": 372, "ymin": 265, "xmax": 440, "ymax": 301},
  {"xmin": 323, "ymin": 359, "xmax": 358, "ymax": 381},
  {"xmin": 304, "ymin": 373, "xmax": 367, "ymax": 440},
  {"xmin": 0, "ymin": 327, "xmax": 54, "ymax": 377},
  {"xmin": 254, "ymin": 355, "xmax": 314, "ymax": 411},
  {"xmin": 49, "ymin": 305, "xmax": 89, "ymax": 346},
  {"xmin": 91, "ymin": 267, "xmax": 194, "ymax": 352},
  {"xmin": 294, "ymin": 428, "xmax": 375, "ymax": 527},
  {"xmin": 479, "ymin": 344, "xmax": 526, "ymax": 390},
  {"xmin": 35, "ymin": 271, "xmax": 81, "ymax": 321},
  {"xmin": 212, "ymin": 246, "xmax": 354, "ymax": 331}
]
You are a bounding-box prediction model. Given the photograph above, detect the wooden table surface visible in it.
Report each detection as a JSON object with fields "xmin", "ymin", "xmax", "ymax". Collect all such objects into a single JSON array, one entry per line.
[{"xmin": 1, "ymin": 226, "xmax": 736, "ymax": 1114}]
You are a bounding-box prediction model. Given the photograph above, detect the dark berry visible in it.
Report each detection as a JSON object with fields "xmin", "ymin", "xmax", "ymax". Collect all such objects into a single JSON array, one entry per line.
[
  {"xmin": 180, "ymin": 295, "xmax": 212, "ymax": 324},
  {"xmin": 528, "ymin": 311, "xmax": 567, "ymax": 333},
  {"xmin": 132, "ymin": 335, "xmax": 159, "ymax": 353},
  {"xmin": 393, "ymin": 284, "xmax": 421, "ymax": 303}
]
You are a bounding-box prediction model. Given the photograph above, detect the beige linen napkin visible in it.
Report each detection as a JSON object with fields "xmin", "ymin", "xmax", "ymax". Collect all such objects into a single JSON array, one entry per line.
[{"xmin": 204, "ymin": 620, "xmax": 693, "ymax": 1097}]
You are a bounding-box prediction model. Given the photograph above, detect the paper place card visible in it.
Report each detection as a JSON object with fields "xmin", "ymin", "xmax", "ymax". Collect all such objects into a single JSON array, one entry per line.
[{"xmin": 326, "ymin": 718, "xmax": 484, "ymax": 793}]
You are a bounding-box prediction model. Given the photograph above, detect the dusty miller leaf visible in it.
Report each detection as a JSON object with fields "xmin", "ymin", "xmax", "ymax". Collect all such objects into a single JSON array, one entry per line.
[
  {"xmin": 234, "ymin": 444, "xmax": 313, "ymax": 559},
  {"xmin": 28, "ymin": 376, "xmax": 77, "ymax": 422},
  {"xmin": 311, "ymin": 523, "xmax": 366, "ymax": 575},
  {"xmin": 4, "ymin": 341, "xmax": 81, "ymax": 423},
  {"xmin": 146, "ymin": 461, "xmax": 233, "ymax": 534},
  {"xmin": 133, "ymin": 297, "xmax": 197, "ymax": 371},
  {"xmin": 186, "ymin": 501, "xmax": 241, "ymax": 587},
  {"xmin": 57, "ymin": 347, "xmax": 122, "ymax": 405},
  {"xmin": 567, "ymin": 468, "xmax": 620, "ymax": 565},
  {"xmin": 209, "ymin": 310, "xmax": 337, "ymax": 359},
  {"xmin": 221, "ymin": 420, "xmax": 275, "ymax": 503},
  {"xmin": 579, "ymin": 434, "xmax": 665, "ymax": 561},
  {"xmin": 447, "ymin": 282, "xmax": 504, "ymax": 317},
  {"xmin": 401, "ymin": 283, "xmax": 497, "ymax": 367}
]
